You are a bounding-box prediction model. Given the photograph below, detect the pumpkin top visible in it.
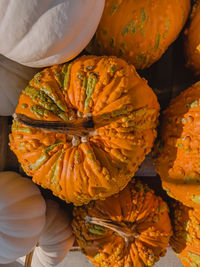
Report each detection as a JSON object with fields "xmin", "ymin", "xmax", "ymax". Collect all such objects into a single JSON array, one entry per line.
[
  {"xmin": 10, "ymin": 55, "xmax": 159, "ymax": 206},
  {"xmin": 170, "ymin": 201, "xmax": 200, "ymax": 267},
  {"xmin": 155, "ymin": 81, "xmax": 200, "ymax": 209},
  {"xmin": 72, "ymin": 181, "xmax": 172, "ymax": 267},
  {"xmin": 87, "ymin": 0, "xmax": 190, "ymax": 69}
]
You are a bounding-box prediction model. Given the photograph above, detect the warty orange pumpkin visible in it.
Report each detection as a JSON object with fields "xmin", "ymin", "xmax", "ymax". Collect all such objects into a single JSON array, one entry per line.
[
  {"xmin": 9, "ymin": 55, "xmax": 159, "ymax": 206},
  {"xmin": 72, "ymin": 180, "xmax": 172, "ymax": 267},
  {"xmin": 155, "ymin": 81, "xmax": 200, "ymax": 210},
  {"xmin": 185, "ymin": 0, "xmax": 200, "ymax": 75},
  {"xmin": 170, "ymin": 201, "xmax": 200, "ymax": 267},
  {"xmin": 87, "ymin": 0, "xmax": 191, "ymax": 69}
]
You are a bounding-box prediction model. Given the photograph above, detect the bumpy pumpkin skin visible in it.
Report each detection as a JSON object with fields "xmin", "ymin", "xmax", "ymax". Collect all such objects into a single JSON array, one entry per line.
[
  {"xmin": 9, "ymin": 55, "xmax": 159, "ymax": 206},
  {"xmin": 72, "ymin": 181, "xmax": 172, "ymax": 267},
  {"xmin": 185, "ymin": 1, "xmax": 200, "ymax": 75},
  {"xmin": 155, "ymin": 81, "xmax": 200, "ymax": 210},
  {"xmin": 87, "ymin": 0, "xmax": 191, "ymax": 69},
  {"xmin": 170, "ymin": 201, "xmax": 200, "ymax": 267}
]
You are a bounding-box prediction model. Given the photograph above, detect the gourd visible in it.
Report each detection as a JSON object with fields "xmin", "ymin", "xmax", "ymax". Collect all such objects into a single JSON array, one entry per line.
[
  {"xmin": 0, "ymin": 55, "xmax": 39, "ymax": 116},
  {"xmin": 170, "ymin": 201, "xmax": 200, "ymax": 267},
  {"xmin": 0, "ymin": 0, "xmax": 105, "ymax": 67},
  {"xmin": 0, "ymin": 171, "xmax": 46, "ymax": 264},
  {"xmin": 9, "ymin": 55, "xmax": 160, "ymax": 206},
  {"xmin": 185, "ymin": 0, "xmax": 200, "ymax": 75},
  {"xmin": 87, "ymin": 0, "xmax": 191, "ymax": 69},
  {"xmin": 72, "ymin": 180, "xmax": 172, "ymax": 267},
  {"xmin": 155, "ymin": 81, "xmax": 200, "ymax": 210},
  {"xmin": 30, "ymin": 200, "xmax": 74, "ymax": 267}
]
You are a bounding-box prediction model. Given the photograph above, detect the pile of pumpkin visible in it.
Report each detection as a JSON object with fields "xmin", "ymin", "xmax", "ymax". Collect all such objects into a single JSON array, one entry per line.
[{"xmin": 1, "ymin": 0, "xmax": 200, "ymax": 266}]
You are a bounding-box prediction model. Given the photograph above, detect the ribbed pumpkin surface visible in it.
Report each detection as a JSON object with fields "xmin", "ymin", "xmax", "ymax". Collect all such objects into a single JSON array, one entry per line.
[
  {"xmin": 155, "ymin": 81, "xmax": 200, "ymax": 210},
  {"xmin": 72, "ymin": 181, "xmax": 172, "ymax": 267},
  {"xmin": 170, "ymin": 201, "xmax": 200, "ymax": 267},
  {"xmin": 87, "ymin": 0, "xmax": 190, "ymax": 69},
  {"xmin": 10, "ymin": 55, "xmax": 159, "ymax": 206}
]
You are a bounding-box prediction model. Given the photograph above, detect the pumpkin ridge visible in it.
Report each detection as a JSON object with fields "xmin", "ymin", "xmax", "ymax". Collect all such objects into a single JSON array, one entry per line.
[
  {"xmin": 48, "ymin": 151, "xmax": 65, "ymax": 191},
  {"xmin": 32, "ymin": 77, "xmax": 68, "ymax": 113},
  {"xmin": 22, "ymin": 85, "xmax": 66, "ymax": 120},
  {"xmin": 93, "ymin": 69, "xmax": 127, "ymax": 111},
  {"xmin": 60, "ymin": 147, "xmax": 74, "ymax": 201},
  {"xmin": 26, "ymin": 142, "xmax": 64, "ymax": 175},
  {"xmin": 63, "ymin": 63, "xmax": 72, "ymax": 92}
]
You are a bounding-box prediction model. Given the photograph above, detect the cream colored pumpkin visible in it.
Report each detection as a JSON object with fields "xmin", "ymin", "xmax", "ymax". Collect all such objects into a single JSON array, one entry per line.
[
  {"xmin": 0, "ymin": 55, "xmax": 39, "ymax": 115},
  {"xmin": 0, "ymin": 171, "xmax": 46, "ymax": 264},
  {"xmin": 31, "ymin": 200, "xmax": 74, "ymax": 267},
  {"xmin": 0, "ymin": 0, "xmax": 105, "ymax": 67}
]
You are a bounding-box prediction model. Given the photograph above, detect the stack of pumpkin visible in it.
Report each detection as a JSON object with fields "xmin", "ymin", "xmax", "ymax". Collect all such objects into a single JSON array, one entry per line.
[{"xmin": 1, "ymin": 0, "xmax": 200, "ymax": 266}]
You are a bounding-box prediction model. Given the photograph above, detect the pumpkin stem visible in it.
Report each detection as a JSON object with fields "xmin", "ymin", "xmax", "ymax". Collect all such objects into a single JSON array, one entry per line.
[
  {"xmin": 85, "ymin": 216, "xmax": 138, "ymax": 248},
  {"xmin": 14, "ymin": 113, "xmax": 94, "ymax": 137},
  {"xmin": 24, "ymin": 248, "xmax": 34, "ymax": 267},
  {"xmin": 13, "ymin": 109, "xmax": 125, "ymax": 137}
]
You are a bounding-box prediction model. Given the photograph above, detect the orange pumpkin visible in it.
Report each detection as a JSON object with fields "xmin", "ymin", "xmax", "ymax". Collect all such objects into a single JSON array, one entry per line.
[
  {"xmin": 87, "ymin": 0, "xmax": 191, "ymax": 69},
  {"xmin": 170, "ymin": 201, "xmax": 200, "ymax": 267},
  {"xmin": 9, "ymin": 55, "xmax": 159, "ymax": 206},
  {"xmin": 155, "ymin": 81, "xmax": 200, "ymax": 210},
  {"xmin": 185, "ymin": 1, "xmax": 200, "ymax": 75},
  {"xmin": 72, "ymin": 180, "xmax": 172, "ymax": 267}
]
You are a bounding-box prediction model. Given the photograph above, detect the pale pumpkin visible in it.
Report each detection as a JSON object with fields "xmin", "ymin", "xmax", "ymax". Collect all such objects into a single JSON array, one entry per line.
[
  {"xmin": 87, "ymin": 0, "xmax": 191, "ymax": 69},
  {"xmin": 155, "ymin": 81, "xmax": 200, "ymax": 210},
  {"xmin": 0, "ymin": 55, "xmax": 39, "ymax": 116},
  {"xmin": 0, "ymin": 171, "xmax": 46, "ymax": 264},
  {"xmin": 170, "ymin": 201, "xmax": 200, "ymax": 267},
  {"xmin": 0, "ymin": 0, "xmax": 105, "ymax": 67},
  {"xmin": 9, "ymin": 55, "xmax": 160, "ymax": 206},
  {"xmin": 72, "ymin": 180, "xmax": 172, "ymax": 267},
  {"xmin": 29, "ymin": 200, "xmax": 74, "ymax": 267},
  {"xmin": 185, "ymin": 0, "xmax": 200, "ymax": 75}
]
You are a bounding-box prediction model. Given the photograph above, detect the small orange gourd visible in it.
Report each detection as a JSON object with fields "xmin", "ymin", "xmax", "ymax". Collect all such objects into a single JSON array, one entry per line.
[
  {"xmin": 10, "ymin": 55, "xmax": 159, "ymax": 206},
  {"xmin": 185, "ymin": 0, "xmax": 200, "ymax": 75},
  {"xmin": 72, "ymin": 181, "xmax": 172, "ymax": 267},
  {"xmin": 155, "ymin": 81, "xmax": 200, "ymax": 210},
  {"xmin": 170, "ymin": 201, "xmax": 200, "ymax": 267},
  {"xmin": 87, "ymin": 0, "xmax": 191, "ymax": 69}
]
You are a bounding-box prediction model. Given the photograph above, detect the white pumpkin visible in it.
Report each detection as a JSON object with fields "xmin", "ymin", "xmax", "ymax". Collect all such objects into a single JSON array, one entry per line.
[
  {"xmin": 0, "ymin": 0, "xmax": 105, "ymax": 68},
  {"xmin": 0, "ymin": 171, "xmax": 46, "ymax": 264},
  {"xmin": 0, "ymin": 55, "xmax": 39, "ymax": 115},
  {"xmin": 31, "ymin": 200, "xmax": 74, "ymax": 267}
]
